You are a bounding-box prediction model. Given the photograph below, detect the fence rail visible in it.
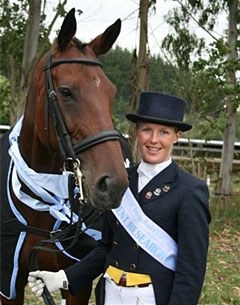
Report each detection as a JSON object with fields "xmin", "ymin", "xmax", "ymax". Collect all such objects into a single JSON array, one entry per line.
[{"xmin": 173, "ymin": 138, "xmax": 240, "ymax": 179}]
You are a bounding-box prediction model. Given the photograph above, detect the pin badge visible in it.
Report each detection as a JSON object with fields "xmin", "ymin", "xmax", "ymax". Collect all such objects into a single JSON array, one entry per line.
[
  {"xmin": 162, "ymin": 185, "xmax": 170, "ymax": 192},
  {"xmin": 145, "ymin": 191, "xmax": 153, "ymax": 199},
  {"xmin": 153, "ymin": 188, "xmax": 162, "ymax": 196}
]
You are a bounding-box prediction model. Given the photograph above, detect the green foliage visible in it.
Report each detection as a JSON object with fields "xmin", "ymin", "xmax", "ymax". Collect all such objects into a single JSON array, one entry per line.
[
  {"xmin": 148, "ymin": 55, "xmax": 177, "ymax": 93},
  {"xmin": 162, "ymin": 8, "xmax": 206, "ymax": 71},
  {"xmin": 100, "ymin": 46, "xmax": 132, "ymax": 105},
  {"xmin": 0, "ymin": 0, "xmax": 54, "ymax": 124},
  {"xmin": 1, "ymin": 0, "xmax": 239, "ymax": 142},
  {"xmin": 0, "ymin": 75, "xmax": 10, "ymax": 124},
  {"xmin": 100, "ymin": 47, "xmax": 176, "ymax": 133},
  {"xmin": 0, "ymin": 0, "xmax": 27, "ymax": 79},
  {"xmin": 161, "ymin": 0, "xmax": 239, "ymax": 141}
]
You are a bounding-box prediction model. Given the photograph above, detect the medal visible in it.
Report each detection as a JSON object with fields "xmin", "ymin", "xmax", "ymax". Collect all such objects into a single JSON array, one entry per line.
[
  {"xmin": 145, "ymin": 191, "xmax": 153, "ymax": 199},
  {"xmin": 162, "ymin": 185, "xmax": 170, "ymax": 192},
  {"xmin": 154, "ymin": 188, "xmax": 162, "ymax": 196}
]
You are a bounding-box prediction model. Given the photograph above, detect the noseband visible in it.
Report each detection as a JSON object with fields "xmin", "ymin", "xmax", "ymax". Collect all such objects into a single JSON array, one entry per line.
[{"xmin": 44, "ymin": 51, "xmax": 121, "ymax": 161}]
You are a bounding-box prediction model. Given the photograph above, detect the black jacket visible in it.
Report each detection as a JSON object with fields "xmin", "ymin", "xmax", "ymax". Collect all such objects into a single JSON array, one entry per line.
[{"xmin": 65, "ymin": 161, "xmax": 211, "ymax": 305}]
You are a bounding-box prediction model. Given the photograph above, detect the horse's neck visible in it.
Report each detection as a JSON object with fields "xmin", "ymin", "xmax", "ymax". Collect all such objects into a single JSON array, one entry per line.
[
  {"xmin": 19, "ymin": 63, "xmax": 62, "ymax": 173},
  {"xmin": 19, "ymin": 122, "xmax": 62, "ymax": 174}
]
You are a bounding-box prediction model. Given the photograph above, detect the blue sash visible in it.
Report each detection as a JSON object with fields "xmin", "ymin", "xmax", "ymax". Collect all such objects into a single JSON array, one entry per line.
[{"xmin": 112, "ymin": 188, "xmax": 177, "ymax": 271}]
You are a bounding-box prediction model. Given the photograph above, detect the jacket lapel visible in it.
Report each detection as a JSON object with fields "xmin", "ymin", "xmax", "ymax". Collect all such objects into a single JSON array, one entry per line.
[
  {"xmin": 138, "ymin": 162, "xmax": 179, "ymax": 205},
  {"xmin": 127, "ymin": 165, "xmax": 139, "ymax": 200}
]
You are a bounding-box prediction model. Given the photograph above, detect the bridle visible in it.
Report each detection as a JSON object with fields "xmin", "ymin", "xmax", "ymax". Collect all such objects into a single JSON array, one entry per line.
[
  {"xmin": 44, "ymin": 50, "xmax": 122, "ymax": 199},
  {"xmin": 29, "ymin": 52, "xmax": 121, "ymax": 305},
  {"xmin": 44, "ymin": 51, "xmax": 121, "ymax": 162}
]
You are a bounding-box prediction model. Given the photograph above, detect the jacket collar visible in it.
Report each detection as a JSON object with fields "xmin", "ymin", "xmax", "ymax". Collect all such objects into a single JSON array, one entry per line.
[{"xmin": 128, "ymin": 161, "xmax": 179, "ymax": 205}]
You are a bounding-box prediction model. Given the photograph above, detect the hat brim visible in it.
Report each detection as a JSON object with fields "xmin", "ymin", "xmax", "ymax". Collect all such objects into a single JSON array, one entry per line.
[{"xmin": 126, "ymin": 113, "xmax": 192, "ymax": 132}]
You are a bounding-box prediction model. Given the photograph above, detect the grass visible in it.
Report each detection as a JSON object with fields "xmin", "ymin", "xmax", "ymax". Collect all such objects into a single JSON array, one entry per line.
[
  {"xmin": 24, "ymin": 195, "xmax": 240, "ymax": 305},
  {"xmin": 198, "ymin": 195, "xmax": 240, "ymax": 305}
]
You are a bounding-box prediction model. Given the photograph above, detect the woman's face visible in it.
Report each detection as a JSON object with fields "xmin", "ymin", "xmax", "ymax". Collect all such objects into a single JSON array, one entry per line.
[{"xmin": 136, "ymin": 122, "xmax": 181, "ymax": 164}]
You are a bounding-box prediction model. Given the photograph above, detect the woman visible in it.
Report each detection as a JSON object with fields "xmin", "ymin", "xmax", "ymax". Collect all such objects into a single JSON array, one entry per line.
[{"xmin": 29, "ymin": 92, "xmax": 211, "ymax": 305}]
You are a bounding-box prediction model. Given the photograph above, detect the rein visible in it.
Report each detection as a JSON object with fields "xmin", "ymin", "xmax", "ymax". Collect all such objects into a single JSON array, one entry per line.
[
  {"xmin": 29, "ymin": 52, "xmax": 119, "ymax": 305},
  {"xmin": 29, "ymin": 172, "xmax": 103, "ymax": 305}
]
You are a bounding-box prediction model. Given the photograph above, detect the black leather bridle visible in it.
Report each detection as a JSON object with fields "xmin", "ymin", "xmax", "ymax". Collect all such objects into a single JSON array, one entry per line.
[
  {"xmin": 44, "ymin": 51, "xmax": 121, "ymax": 161},
  {"xmin": 29, "ymin": 52, "xmax": 121, "ymax": 305}
]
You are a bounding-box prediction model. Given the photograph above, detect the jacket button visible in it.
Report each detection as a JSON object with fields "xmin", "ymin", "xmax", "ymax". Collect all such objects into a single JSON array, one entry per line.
[
  {"xmin": 116, "ymin": 220, "xmax": 119, "ymax": 225},
  {"xmin": 133, "ymin": 243, "xmax": 139, "ymax": 249},
  {"xmin": 112, "ymin": 241, "xmax": 118, "ymax": 246},
  {"xmin": 114, "ymin": 261, "xmax": 119, "ymax": 267},
  {"xmin": 130, "ymin": 264, "xmax": 136, "ymax": 271}
]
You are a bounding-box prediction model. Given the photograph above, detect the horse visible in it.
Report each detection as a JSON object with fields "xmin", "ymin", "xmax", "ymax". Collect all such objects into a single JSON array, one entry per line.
[{"xmin": 0, "ymin": 8, "xmax": 130, "ymax": 305}]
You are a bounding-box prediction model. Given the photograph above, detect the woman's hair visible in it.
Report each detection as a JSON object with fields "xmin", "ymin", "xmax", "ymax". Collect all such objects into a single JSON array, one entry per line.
[{"xmin": 136, "ymin": 121, "xmax": 180, "ymax": 133}]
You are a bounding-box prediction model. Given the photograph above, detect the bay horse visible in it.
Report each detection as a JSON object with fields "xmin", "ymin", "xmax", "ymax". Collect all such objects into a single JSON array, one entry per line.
[{"xmin": 0, "ymin": 8, "xmax": 129, "ymax": 305}]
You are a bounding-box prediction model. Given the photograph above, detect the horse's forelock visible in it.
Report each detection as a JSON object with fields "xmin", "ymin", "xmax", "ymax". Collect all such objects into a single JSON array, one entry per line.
[
  {"xmin": 50, "ymin": 37, "xmax": 87, "ymax": 55},
  {"xmin": 72, "ymin": 37, "xmax": 87, "ymax": 51}
]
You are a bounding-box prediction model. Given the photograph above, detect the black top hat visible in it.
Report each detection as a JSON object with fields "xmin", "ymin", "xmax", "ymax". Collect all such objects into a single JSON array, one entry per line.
[{"xmin": 126, "ymin": 91, "xmax": 192, "ymax": 132}]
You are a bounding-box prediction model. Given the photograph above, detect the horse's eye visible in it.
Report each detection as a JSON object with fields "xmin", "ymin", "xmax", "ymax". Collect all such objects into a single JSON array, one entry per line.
[{"xmin": 59, "ymin": 87, "xmax": 72, "ymax": 98}]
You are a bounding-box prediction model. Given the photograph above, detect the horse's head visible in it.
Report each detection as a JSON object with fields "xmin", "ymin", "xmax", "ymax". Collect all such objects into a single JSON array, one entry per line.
[{"xmin": 21, "ymin": 8, "xmax": 128, "ymax": 211}]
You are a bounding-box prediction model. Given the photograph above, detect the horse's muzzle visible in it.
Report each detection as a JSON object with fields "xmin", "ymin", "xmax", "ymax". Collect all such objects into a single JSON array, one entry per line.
[{"xmin": 91, "ymin": 175, "xmax": 128, "ymax": 211}]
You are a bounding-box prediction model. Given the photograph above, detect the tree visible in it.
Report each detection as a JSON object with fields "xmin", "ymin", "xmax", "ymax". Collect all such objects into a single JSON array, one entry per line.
[
  {"xmin": 100, "ymin": 46, "xmax": 176, "ymax": 133},
  {"xmin": 0, "ymin": 0, "xmax": 28, "ymax": 123},
  {"xmin": 0, "ymin": 75, "xmax": 11, "ymax": 124},
  {"xmin": 216, "ymin": 0, "xmax": 239, "ymax": 195},
  {"xmin": 162, "ymin": 0, "xmax": 239, "ymax": 194},
  {"xmin": 19, "ymin": 0, "xmax": 41, "ymax": 116},
  {"xmin": 0, "ymin": 0, "xmax": 69, "ymax": 124},
  {"xmin": 128, "ymin": 0, "xmax": 157, "ymax": 162}
]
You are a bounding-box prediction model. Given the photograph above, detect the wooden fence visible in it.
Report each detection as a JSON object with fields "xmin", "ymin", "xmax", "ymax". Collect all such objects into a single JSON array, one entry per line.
[{"xmin": 173, "ymin": 138, "xmax": 240, "ymax": 186}]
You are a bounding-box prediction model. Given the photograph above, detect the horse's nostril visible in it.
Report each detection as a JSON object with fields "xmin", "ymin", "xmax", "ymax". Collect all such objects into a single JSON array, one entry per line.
[
  {"xmin": 95, "ymin": 175, "xmax": 127, "ymax": 205},
  {"xmin": 96, "ymin": 175, "xmax": 111, "ymax": 194}
]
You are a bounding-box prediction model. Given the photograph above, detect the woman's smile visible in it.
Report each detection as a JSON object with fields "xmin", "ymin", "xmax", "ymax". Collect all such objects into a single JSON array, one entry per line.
[{"xmin": 137, "ymin": 122, "xmax": 181, "ymax": 164}]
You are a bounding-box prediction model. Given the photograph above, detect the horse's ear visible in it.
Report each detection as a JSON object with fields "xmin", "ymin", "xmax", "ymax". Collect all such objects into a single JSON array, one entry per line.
[
  {"xmin": 57, "ymin": 8, "xmax": 77, "ymax": 50},
  {"xmin": 89, "ymin": 19, "xmax": 121, "ymax": 56}
]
